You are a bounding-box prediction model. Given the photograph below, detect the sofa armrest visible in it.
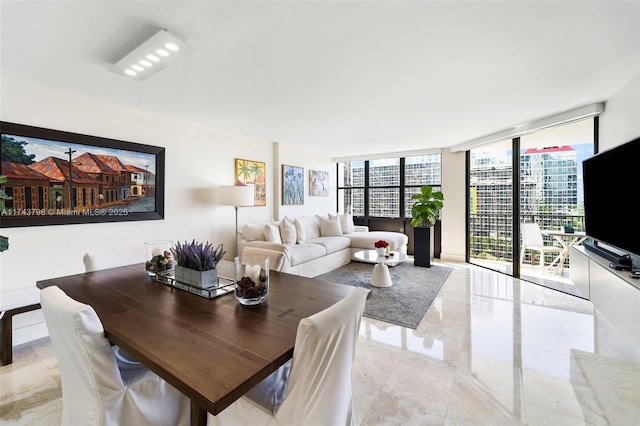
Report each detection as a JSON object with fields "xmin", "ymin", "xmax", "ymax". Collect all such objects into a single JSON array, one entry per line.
[
  {"xmin": 241, "ymin": 247, "xmax": 286, "ymax": 271},
  {"xmin": 240, "ymin": 240, "xmax": 287, "ymax": 252},
  {"xmin": 354, "ymin": 225, "xmax": 369, "ymax": 232}
]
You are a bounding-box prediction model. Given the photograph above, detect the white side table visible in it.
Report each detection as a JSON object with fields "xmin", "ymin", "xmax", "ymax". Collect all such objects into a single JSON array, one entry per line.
[
  {"xmin": 371, "ymin": 258, "xmax": 393, "ymax": 287},
  {"xmin": 353, "ymin": 250, "xmax": 408, "ymax": 287}
]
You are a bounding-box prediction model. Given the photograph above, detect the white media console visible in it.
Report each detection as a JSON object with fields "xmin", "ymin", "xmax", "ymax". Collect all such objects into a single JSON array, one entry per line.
[{"xmin": 570, "ymin": 246, "xmax": 640, "ymax": 354}]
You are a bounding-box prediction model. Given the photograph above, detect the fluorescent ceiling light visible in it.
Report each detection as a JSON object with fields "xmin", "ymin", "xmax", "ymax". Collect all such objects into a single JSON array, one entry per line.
[
  {"xmin": 109, "ymin": 29, "xmax": 193, "ymax": 81},
  {"xmin": 450, "ymin": 103, "xmax": 605, "ymax": 152}
]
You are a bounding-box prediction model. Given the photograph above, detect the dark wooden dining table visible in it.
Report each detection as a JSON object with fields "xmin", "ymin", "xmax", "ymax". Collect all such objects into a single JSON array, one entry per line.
[{"xmin": 36, "ymin": 263, "xmax": 354, "ymax": 426}]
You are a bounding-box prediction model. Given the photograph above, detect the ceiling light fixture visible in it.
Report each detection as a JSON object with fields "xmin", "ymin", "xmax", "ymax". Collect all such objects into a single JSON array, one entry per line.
[{"xmin": 109, "ymin": 29, "xmax": 193, "ymax": 81}]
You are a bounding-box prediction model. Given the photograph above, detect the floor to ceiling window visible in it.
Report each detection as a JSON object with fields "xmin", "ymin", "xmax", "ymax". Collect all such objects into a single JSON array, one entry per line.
[
  {"xmin": 337, "ymin": 154, "xmax": 441, "ymax": 219},
  {"xmin": 468, "ymin": 118, "xmax": 595, "ymax": 297},
  {"xmin": 469, "ymin": 138, "xmax": 514, "ymax": 274},
  {"xmin": 337, "ymin": 153, "xmax": 442, "ymax": 253}
]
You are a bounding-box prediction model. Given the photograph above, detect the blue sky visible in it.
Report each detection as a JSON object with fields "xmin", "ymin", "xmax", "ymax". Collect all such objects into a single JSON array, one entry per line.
[{"xmin": 5, "ymin": 134, "xmax": 156, "ymax": 175}]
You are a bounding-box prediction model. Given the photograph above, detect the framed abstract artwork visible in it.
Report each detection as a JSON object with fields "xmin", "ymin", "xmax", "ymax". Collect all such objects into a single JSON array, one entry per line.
[
  {"xmin": 309, "ymin": 169, "xmax": 329, "ymax": 196},
  {"xmin": 234, "ymin": 158, "xmax": 266, "ymax": 206},
  {"xmin": 0, "ymin": 121, "xmax": 165, "ymax": 228},
  {"xmin": 281, "ymin": 164, "xmax": 304, "ymax": 205}
]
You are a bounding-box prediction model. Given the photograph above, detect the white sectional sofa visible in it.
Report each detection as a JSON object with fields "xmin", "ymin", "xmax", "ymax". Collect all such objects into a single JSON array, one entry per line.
[{"xmin": 238, "ymin": 213, "xmax": 408, "ymax": 277}]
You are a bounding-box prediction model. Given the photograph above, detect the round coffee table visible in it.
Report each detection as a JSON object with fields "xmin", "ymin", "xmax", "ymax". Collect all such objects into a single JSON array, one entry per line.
[{"xmin": 353, "ymin": 250, "xmax": 408, "ymax": 287}]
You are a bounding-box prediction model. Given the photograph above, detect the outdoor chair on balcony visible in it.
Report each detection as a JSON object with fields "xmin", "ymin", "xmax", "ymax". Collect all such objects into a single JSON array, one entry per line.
[{"xmin": 520, "ymin": 222, "xmax": 564, "ymax": 274}]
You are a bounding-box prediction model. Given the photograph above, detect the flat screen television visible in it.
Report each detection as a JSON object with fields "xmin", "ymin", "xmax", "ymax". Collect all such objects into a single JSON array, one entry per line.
[{"xmin": 582, "ymin": 136, "xmax": 640, "ymax": 268}]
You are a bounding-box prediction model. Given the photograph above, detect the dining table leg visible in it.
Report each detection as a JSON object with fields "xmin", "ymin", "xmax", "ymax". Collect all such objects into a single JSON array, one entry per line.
[{"xmin": 191, "ymin": 400, "xmax": 207, "ymax": 426}]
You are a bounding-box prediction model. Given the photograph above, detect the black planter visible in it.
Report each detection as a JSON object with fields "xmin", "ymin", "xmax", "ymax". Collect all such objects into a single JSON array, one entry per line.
[{"xmin": 413, "ymin": 225, "xmax": 432, "ymax": 267}]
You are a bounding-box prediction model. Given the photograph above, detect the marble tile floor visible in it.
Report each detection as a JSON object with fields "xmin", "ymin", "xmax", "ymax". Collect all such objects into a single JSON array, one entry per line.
[{"xmin": 2, "ymin": 261, "xmax": 639, "ymax": 425}]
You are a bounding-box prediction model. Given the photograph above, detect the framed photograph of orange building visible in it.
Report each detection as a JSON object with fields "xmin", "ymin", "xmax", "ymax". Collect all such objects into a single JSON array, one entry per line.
[{"xmin": 0, "ymin": 121, "xmax": 165, "ymax": 228}]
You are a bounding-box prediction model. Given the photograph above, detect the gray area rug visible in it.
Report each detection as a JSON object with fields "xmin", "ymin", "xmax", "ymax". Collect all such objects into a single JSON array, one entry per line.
[{"xmin": 317, "ymin": 261, "xmax": 453, "ymax": 329}]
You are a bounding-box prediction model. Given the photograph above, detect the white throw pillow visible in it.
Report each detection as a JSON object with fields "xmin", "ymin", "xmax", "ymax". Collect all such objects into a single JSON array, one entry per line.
[
  {"xmin": 269, "ymin": 218, "xmax": 281, "ymax": 226},
  {"xmin": 319, "ymin": 215, "xmax": 343, "ymax": 237},
  {"xmin": 294, "ymin": 218, "xmax": 306, "ymax": 244},
  {"xmin": 264, "ymin": 224, "xmax": 282, "ymax": 244},
  {"xmin": 279, "ymin": 218, "xmax": 297, "ymax": 245},
  {"xmin": 242, "ymin": 223, "xmax": 266, "ymax": 241},
  {"xmin": 339, "ymin": 213, "xmax": 356, "ymax": 234},
  {"xmin": 298, "ymin": 216, "xmax": 321, "ymax": 240}
]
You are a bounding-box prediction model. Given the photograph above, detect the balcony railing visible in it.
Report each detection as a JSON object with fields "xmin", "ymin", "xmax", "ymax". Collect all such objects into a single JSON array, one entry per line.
[{"xmin": 470, "ymin": 214, "xmax": 586, "ymax": 265}]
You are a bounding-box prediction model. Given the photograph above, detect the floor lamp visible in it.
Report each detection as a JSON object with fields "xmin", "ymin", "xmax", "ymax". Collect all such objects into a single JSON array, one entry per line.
[{"xmin": 218, "ymin": 186, "xmax": 255, "ymax": 258}]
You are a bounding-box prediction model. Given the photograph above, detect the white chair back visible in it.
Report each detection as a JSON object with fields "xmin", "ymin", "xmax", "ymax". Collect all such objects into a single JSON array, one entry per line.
[
  {"xmin": 41, "ymin": 286, "xmax": 127, "ymax": 425},
  {"xmin": 83, "ymin": 246, "xmax": 146, "ymax": 272},
  {"xmin": 41, "ymin": 286, "xmax": 189, "ymax": 426},
  {"xmin": 277, "ymin": 286, "xmax": 367, "ymax": 425},
  {"xmin": 521, "ymin": 222, "xmax": 545, "ymax": 247},
  {"xmin": 207, "ymin": 287, "xmax": 368, "ymax": 426}
]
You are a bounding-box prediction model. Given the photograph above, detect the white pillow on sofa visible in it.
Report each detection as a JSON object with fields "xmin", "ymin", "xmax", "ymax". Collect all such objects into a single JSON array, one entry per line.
[
  {"xmin": 279, "ymin": 217, "xmax": 297, "ymax": 245},
  {"xmin": 295, "ymin": 216, "xmax": 321, "ymax": 243},
  {"xmin": 338, "ymin": 214, "xmax": 356, "ymax": 234},
  {"xmin": 264, "ymin": 223, "xmax": 282, "ymax": 244},
  {"xmin": 319, "ymin": 215, "xmax": 343, "ymax": 237},
  {"xmin": 242, "ymin": 223, "xmax": 266, "ymax": 241},
  {"xmin": 294, "ymin": 218, "xmax": 306, "ymax": 244}
]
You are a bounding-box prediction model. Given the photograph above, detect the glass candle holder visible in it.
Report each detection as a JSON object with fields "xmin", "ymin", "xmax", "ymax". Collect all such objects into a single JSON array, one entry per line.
[
  {"xmin": 234, "ymin": 254, "xmax": 269, "ymax": 305},
  {"xmin": 144, "ymin": 240, "xmax": 174, "ymax": 276}
]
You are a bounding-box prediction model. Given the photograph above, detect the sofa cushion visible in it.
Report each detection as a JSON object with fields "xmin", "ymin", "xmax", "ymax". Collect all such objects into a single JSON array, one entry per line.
[
  {"xmin": 294, "ymin": 216, "xmax": 321, "ymax": 243},
  {"xmin": 287, "ymin": 243, "xmax": 327, "ymax": 266},
  {"xmin": 305, "ymin": 236, "xmax": 351, "ymax": 254},
  {"xmin": 264, "ymin": 224, "xmax": 282, "ymax": 244},
  {"xmin": 318, "ymin": 215, "xmax": 343, "ymax": 237},
  {"xmin": 346, "ymin": 231, "xmax": 408, "ymax": 251},
  {"xmin": 242, "ymin": 223, "xmax": 266, "ymax": 242},
  {"xmin": 280, "ymin": 218, "xmax": 297, "ymax": 245},
  {"xmin": 338, "ymin": 214, "xmax": 356, "ymax": 234}
]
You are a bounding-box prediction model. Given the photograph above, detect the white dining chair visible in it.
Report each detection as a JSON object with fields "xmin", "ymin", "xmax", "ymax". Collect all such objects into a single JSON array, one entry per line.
[
  {"xmin": 207, "ymin": 287, "xmax": 368, "ymax": 426},
  {"xmin": 520, "ymin": 222, "xmax": 564, "ymax": 273},
  {"xmin": 83, "ymin": 246, "xmax": 146, "ymax": 272},
  {"xmin": 40, "ymin": 286, "xmax": 190, "ymax": 426}
]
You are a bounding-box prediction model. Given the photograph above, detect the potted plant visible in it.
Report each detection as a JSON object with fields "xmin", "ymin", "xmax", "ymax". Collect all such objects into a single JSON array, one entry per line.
[
  {"xmin": 171, "ymin": 240, "xmax": 226, "ymax": 288},
  {"xmin": 410, "ymin": 185, "xmax": 444, "ymax": 267}
]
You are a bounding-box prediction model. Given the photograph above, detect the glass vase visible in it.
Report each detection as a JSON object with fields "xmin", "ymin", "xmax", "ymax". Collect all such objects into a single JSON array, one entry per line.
[
  {"xmin": 234, "ymin": 254, "xmax": 269, "ymax": 306},
  {"xmin": 144, "ymin": 240, "xmax": 174, "ymax": 276}
]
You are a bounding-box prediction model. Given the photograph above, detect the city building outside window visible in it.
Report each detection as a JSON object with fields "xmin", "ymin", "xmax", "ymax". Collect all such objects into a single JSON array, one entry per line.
[{"xmin": 337, "ymin": 154, "xmax": 441, "ymax": 219}]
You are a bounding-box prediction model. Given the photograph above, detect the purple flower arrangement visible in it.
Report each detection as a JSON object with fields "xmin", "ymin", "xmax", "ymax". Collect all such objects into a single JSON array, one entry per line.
[{"xmin": 171, "ymin": 240, "xmax": 226, "ymax": 271}]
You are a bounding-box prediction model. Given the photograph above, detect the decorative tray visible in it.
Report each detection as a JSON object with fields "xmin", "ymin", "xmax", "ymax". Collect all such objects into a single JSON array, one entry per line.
[{"xmin": 154, "ymin": 270, "xmax": 236, "ymax": 299}]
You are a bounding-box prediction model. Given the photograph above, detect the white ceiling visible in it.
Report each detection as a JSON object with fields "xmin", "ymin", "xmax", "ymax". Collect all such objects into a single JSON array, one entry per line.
[{"xmin": 1, "ymin": 1, "xmax": 638, "ymax": 159}]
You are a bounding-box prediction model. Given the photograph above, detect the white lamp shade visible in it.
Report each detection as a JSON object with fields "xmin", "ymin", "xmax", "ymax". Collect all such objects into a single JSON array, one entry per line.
[{"xmin": 218, "ymin": 186, "xmax": 254, "ymax": 207}]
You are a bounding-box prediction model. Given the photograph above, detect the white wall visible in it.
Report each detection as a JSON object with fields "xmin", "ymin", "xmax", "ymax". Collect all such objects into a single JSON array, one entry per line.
[
  {"xmin": 273, "ymin": 142, "xmax": 336, "ymax": 220},
  {"xmin": 0, "ymin": 77, "xmax": 335, "ymax": 294},
  {"xmin": 440, "ymin": 149, "xmax": 466, "ymax": 262},
  {"xmin": 599, "ymin": 72, "xmax": 640, "ymax": 151}
]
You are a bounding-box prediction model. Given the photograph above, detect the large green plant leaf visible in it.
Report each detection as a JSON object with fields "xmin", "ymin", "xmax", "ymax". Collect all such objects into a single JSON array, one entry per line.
[{"xmin": 410, "ymin": 185, "xmax": 444, "ymax": 227}]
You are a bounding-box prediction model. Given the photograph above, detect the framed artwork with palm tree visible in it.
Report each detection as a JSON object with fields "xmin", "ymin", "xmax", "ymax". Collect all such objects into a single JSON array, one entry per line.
[{"xmin": 235, "ymin": 158, "xmax": 266, "ymax": 206}]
